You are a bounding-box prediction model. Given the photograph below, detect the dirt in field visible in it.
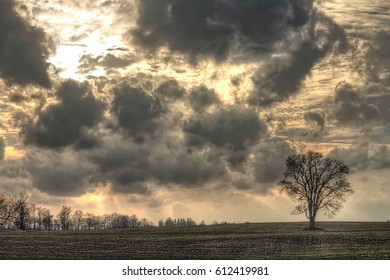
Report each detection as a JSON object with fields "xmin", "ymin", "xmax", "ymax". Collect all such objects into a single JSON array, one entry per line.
[{"xmin": 0, "ymin": 222, "xmax": 389, "ymax": 260}]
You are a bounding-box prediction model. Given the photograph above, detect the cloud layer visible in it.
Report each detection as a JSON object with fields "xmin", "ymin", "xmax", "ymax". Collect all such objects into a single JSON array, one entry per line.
[
  {"xmin": 0, "ymin": 0, "xmax": 52, "ymax": 88},
  {"xmin": 131, "ymin": 0, "xmax": 313, "ymax": 62},
  {"xmin": 22, "ymin": 80, "xmax": 105, "ymax": 149},
  {"xmin": 0, "ymin": 0, "xmax": 389, "ymax": 223}
]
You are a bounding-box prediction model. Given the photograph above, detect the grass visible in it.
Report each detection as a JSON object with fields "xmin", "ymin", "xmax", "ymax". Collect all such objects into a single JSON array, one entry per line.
[{"xmin": 0, "ymin": 222, "xmax": 389, "ymax": 259}]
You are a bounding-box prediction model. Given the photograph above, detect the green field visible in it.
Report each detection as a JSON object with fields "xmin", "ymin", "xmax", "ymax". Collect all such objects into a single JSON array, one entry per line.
[{"xmin": 0, "ymin": 222, "xmax": 389, "ymax": 259}]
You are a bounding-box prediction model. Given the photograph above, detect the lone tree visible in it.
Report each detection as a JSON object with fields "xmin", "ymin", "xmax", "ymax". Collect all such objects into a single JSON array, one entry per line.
[{"xmin": 279, "ymin": 151, "xmax": 353, "ymax": 229}]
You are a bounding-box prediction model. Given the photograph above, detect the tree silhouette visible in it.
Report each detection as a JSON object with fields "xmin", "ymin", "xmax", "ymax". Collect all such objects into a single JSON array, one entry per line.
[
  {"xmin": 14, "ymin": 192, "xmax": 30, "ymax": 230},
  {"xmin": 0, "ymin": 192, "xmax": 18, "ymax": 228},
  {"xmin": 279, "ymin": 151, "xmax": 353, "ymax": 229},
  {"xmin": 57, "ymin": 205, "xmax": 72, "ymax": 230}
]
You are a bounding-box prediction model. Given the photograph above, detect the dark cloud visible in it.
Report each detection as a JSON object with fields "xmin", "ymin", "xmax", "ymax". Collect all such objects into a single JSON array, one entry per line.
[
  {"xmin": 370, "ymin": 145, "xmax": 390, "ymax": 169},
  {"xmin": 88, "ymin": 133, "xmax": 227, "ymax": 194},
  {"xmin": 0, "ymin": 0, "xmax": 52, "ymax": 88},
  {"xmin": 366, "ymin": 93, "xmax": 390, "ymax": 117},
  {"xmin": 0, "ymin": 158, "xmax": 28, "ymax": 179},
  {"xmin": 226, "ymin": 150, "xmax": 248, "ymax": 169},
  {"xmin": 249, "ymin": 12, "xmax": 348, "ymax": 106},
  {"xmin": 150, "ymin": 149, "xmax": 226, "ymax": 186},
  {"xmin": 129, "ymin": 0, "xmax": 349, "ymax": 107},
  {"xmin": 329, "ymin": 144, "xmax": 390, "ymax": 172},
  {"xmin": 106, "ymin": 47, "xmax": 130, "ymax": 52},
  {"xmin": 252, "ymin": 139, "xmax": 295, "ymax": 183},
  {"xmin": 22, "ymin": 80, "xmax": 105, "ymax": 149},
  {"xmin": 8, "ymin": 92, "xmax": 28, "ymax": 104},
  {"xmin": 0, "ymin": 158, "xmax": 30, "ymax": 194},
  {"xmin": 131, "ymin": 0, "xmax": 313, "ymax": 62},
  {"xmin": 155, "ymin": 79, "xmax": 185, "ymax": 100},
  {"xmin": 304, "ymin": 111, "xmax": 325, "ymax": 128},
  {"xmin": 184, "ymin": 107, "xmax": 267, "ymax": 151},
  {"xmin": 189, "ymin": 85, "xmax": 220, "ymax": 112},
  {"xmin": 334, "ymin": 82, "xmax": 382, "ymax": 126},
  {"xmin": 231, "ymin": 174, "xmax": 253, "ymax": 190},
  {"xmin": 78, "ymin": 53, "xmax": 137, "ymax": 73},
  {"xmin": 99, "ymin": 53, "xmax": 137, "ymax": 68},
  {"xmin": 110, "ymin": 82, "xmax": 165, "ymax": 142},
  {"xmin": 249, "ymin": 43, "xmax": 321, "ymax": 105},
  {"xmin": 78, "ymin": 55, "xmax": 109, "ymax": 71},
  {"xmin": 101, "ymin": 1, "xmax": 115, "ymax": 7},
  {"xmin": 25, "ymin": 149, "xmax": 98, "ymax": 196},
  {"xmin": 365, "ymin": 31, "xmax": 390, "ymax": 85},
  {"xmin": 147, "ymin": 198, "xmax": 165, "ymax": 208},
  {"xmin": 10, "ymin": 111, "xmax": 31, "ymax": 129},
  {"xmin": 90, "ymin": 141, "xmax": 151, "ymax": 194}
]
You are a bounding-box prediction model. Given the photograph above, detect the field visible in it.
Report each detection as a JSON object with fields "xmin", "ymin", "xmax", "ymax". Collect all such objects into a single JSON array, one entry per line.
[{"xmin": 0, "ymin": 222, "xmax": 389, "ymax": 259}]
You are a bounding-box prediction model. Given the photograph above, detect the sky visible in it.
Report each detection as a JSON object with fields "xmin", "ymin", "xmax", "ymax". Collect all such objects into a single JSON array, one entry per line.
[{"xmin": 0, "ymin": 0, "xmax": 390, "ymax": 224}]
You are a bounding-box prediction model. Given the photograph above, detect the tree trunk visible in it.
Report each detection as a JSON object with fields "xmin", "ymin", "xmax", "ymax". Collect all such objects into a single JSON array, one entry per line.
[
  {"xmin": 309, "ymin": 216, "xmax": 316, "ymax": 229},
  {"xmin": 20, "ymin": 217, "xmax": 25, "ymax": 230}
]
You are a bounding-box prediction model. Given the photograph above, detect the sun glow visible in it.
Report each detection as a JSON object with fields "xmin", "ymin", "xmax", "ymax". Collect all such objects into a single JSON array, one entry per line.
[
  {"xmin": 50, "ymin": 33, "xmax": 126, "ymax": 80},
  {"xmin": 4, "ymin": 146, "xmax": 25, "ymax": 159},
  {"xmin": 75, "ymin": 191, "xmax": 108, "ymax": 215},
  {"xmin": 80, "ymin": 193, "xmax": 104, "ymax": 202}
]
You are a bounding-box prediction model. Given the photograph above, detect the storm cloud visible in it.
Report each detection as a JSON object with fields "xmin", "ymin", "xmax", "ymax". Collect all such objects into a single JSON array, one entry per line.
[
  {"xmin": 184, "ymin": 107, "xmax": 267, "ymax": 151},
  {"xmin": 0, "ymin": 0, "xmax": 52, "ymax": 88},
  {"xmin": 305, "ymin": 111, "xmax": 325, "ymax": 128},
  {"xmin": 22, "ymin": 80, "xmax": 105, "ymax": 149},
  {"xmin": 252, "ymin": 138, "xmax": 295, "ymax": 183},
  {"xmin": 329, "ymin": 144, "xmax": 390, "ymax": 172},
  {"xmin": 334, "ymin": 82, "xmax": 382, "ymax": 126},
  {"xmin": 131, "ymin": 0, "xmax": 313, "ymax": 62},
  {"xmin": 89, "ymin": 139, "xmax": 152, "ymax": 194},
  {"xmin": 2, "ymin": 0, "xmax": 388, "ymax": 224},
  {"xmin": 189, "ymin": 85, "xmax": 220, "ymax": 112},
  {"xmin": 0, "ymin": 158, "xmax": 30, "ymax": 194},
  {"xmin": 79, "ymin": 53, "xmax": 138, "ymax": 73},
  {"xmin": 155, "ymin": 79, "xmax": 186, "ymax": 100},
  {"xmin": 25, "ymin": 148, "xmax": 98, "ymax": 196},
  {"xmin": 150, "ymin": 148, "xmax": 226, "ymax": 186},
  {"xmin": 366, "ymin": 31, "xmax": 390, "ymax": 85},
  {"xmin": 130, "ymin": 0, "xmax": 348, "ymax": 107},
  {"xmin": 248, "ymin": 11, "xmax": 348, "ymax": 106},
  {"xmin": 110, "ymin": 82, "xmax": 165, "ymax": 142},
  {"xmin": 88, "ymin": 133, "xmax": 227, "ymax": 194}
]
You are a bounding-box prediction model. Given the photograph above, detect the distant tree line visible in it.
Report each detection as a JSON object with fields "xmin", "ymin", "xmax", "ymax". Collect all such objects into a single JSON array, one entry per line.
[
  {"xmin": 0, "ymin": 191, "xmax": 204, "ymax": 231},
  {"xmin": 53, "ymin": 205, "xmax": 154, "ymax": 231},
  {"xmin": 157, "ymin": 217, "xmax": 198, "ymax": 227}
]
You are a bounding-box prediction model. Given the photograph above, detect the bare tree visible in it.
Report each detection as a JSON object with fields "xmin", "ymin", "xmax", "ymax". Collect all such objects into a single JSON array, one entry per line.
[
  {"xmin": 57, "ymin": 205, "xmax": 72, "ymax": 230},
  {"xmin": 13, "ymin": 192, "xmax": 30, "ymax": 230},
  {"xmin": 42, "ymin": 208, "xmax": 53, "ymax": 230},
  {"xmin": 279, "ymin": 151, "xmax": 354, "ymax": 229},
  {"xmin": 30, "ymin": 204, "xmax": 37, "ymax": 230},
  {"xmin": 72, "ymin": 210, "xmax": 84, "ymax": 230},
  {"xmin": 129, "ymin": 214, "xmax": 139, "ymax": 228},
  {"xmin": 100, "ymin": 214, "xmax": 110, "ymax": 230},
  {"xmin": 0, "ymin": 192, "xmax": 18, "ymax": 228},
  {"xmin": 85, "ymin": 212, "xmax": 97, "ymax": 230},
  {"xmin": 139, "ymin": 218, "xmax": 154, "ymax": 227},
  {"xmin": 36, "ymin": 206, "xmax": 44, "ymax": 230},
  {"xmin": 53, "ymin": 218, "xmax": 61, "ymax": 231}
]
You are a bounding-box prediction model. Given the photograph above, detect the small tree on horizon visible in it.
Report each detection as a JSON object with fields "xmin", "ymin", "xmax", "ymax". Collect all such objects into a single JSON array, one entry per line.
[{"xmin": 279, "ymin": 151, "xmax": 354, "ymax": 230}]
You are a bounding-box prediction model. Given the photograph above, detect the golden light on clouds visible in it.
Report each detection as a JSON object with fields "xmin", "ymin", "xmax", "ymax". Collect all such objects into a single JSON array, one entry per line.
[
  {"xmin": 0, "ymin": 0, "xmax": 389, "ymax": 224},
  {"xmin": 4, "ymin": 146, "xmax": 25, "ymax": 160}
]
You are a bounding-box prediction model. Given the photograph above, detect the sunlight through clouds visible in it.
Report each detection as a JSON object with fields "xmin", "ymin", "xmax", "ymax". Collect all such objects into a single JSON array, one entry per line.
[{"xmin": 0, "ymin": 0, "xmax": 389, "ymax": 224}]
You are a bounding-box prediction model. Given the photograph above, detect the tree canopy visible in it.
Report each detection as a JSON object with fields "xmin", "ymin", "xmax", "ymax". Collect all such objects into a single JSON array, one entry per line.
[{"xmin": 279, "ymin": 151, "xmax": 354, "ymax": 229}]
